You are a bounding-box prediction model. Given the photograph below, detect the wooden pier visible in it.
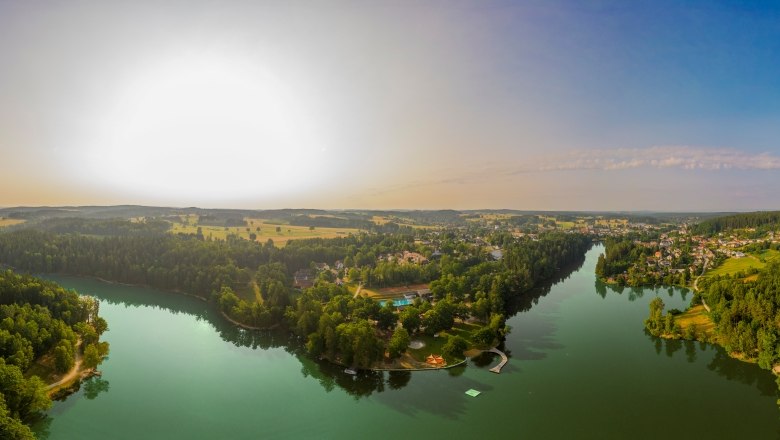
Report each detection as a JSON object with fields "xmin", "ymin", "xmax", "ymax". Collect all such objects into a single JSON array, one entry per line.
[{"xmin": 488, "ymin": 348, "xmax": 508, "ymax": 373}]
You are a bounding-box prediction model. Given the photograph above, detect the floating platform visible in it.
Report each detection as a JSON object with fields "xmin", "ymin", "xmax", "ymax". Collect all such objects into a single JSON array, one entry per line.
[{"xmin": 465, "ymin": 389, "xmax": 481, "ymax": 397}]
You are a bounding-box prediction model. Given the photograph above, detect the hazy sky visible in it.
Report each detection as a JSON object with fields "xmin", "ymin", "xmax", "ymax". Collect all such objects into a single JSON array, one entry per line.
[{"xmin": 2, "ymin": 0, "xmax": 780, "ymax": 211}]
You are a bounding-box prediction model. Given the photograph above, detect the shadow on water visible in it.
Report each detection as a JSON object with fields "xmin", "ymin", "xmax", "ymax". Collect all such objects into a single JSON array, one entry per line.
[
  {"xmin": 645, "ymin": 332, "xmax": 778, "ymax": 397},
  {"xmin": 500, "ymin": 251, "xmax": 589, "ymax": 364},
  {"xmin": 46, "ymin": 276, "xmax": 297, "ymax": 352},
  {"xmin": 30, "ymin": 377, "xmax": 110, "ymax": 439},
  {"xmin": 41, "ymin": 253, "xmax": 590, "ymax": 419},
  {"xmin": 598, "ymin": 280, "xmax": 691, "ymax": 303}
]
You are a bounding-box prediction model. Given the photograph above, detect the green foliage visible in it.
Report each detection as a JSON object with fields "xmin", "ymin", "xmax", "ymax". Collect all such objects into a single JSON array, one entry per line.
[
  {"xmin": 694, "ymin": 211, "xmax": 780, "ymax": 235},
  {"xmin": 703, "ymin": 262, "xmax": 780, "ymax": 368},
  {"xmin": 399, "ymin": 306, "xmax": 421, "ymax": 334},
  {"xmin": 0, "ymin": 394, "xmax": 35, "ymax": 440},
  {"xmin": 0, "ymin": 359, "xmax": 50, "ymax": 423},
  {"xmin": 82, "ymin": 344, "xmax": 100, "ymax": 370},
  {"xmin": 441, "ymin": 335, "xmax": 468, "ymax": 360},
  {"xmin": 53, "ymin": 341, "xmax": 74, "ymax": 374},
  {"xmin": 216, "ymin": 287, "xmax": 275, "ymax": 329},
  {"xmin": 387, "ymin": 327, "xmax": 410, "ymax": 359},
  {"xmin": 0, "ymin": 270, "xmax": 108, "ymax": 433},
  {"xmin": 644, "ymin": 297, "xmax": 665, "ymax": 336},
  {"xmin": 375, "ymin": 301, "xmax": 398, "ymax": 331},
  {"xmin": 597, "ymin": 239, "xmax": 643, "ymax": 279}
]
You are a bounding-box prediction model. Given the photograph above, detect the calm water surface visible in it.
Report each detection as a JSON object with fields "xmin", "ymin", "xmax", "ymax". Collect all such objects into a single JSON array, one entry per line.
[{"xmin": 34, "ymin": 245, "xmax": 780, "ymax": 439}]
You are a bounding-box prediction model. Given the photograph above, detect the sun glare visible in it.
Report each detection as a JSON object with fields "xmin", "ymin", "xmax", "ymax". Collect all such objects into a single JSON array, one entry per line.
[{"xmin": 82, "ymin": 51, "xmax": 326, "ymax": 201}]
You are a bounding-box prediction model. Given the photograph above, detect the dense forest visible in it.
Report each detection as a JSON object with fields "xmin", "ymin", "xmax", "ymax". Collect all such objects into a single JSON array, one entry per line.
[
  {"xmin": 595, "ymin": 239, "xmax": 643, "ymax": 280},
  {"xmin": 0, "ymin": 270, "xmax": 109, "ymax": 439},
  {"xmin": 693, "ymin": 211, "xmax": 780, "ymax": 235},
  {"xmin": 287, "ymin": 233, "xmax": 591, "ymax": 367},
  {"xmin": 696, "ymin": 264, "xmax": 780, "ymax": 370}
]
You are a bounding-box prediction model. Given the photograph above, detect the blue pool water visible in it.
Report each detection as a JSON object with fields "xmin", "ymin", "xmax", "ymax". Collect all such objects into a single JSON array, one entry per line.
[{"xmin": 379, "ymin": 298, "xmax": 413, "ymax": 307}]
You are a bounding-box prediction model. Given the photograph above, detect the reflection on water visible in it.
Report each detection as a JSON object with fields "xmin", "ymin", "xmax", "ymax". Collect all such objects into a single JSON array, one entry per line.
[
  {"xmin": 82, "ymin": 377, "xmax": 110, "ymax": 400},
  {"xmin": 48, "ymin": 252, "xmax": 591, "ymax": 401},
  {"xmin": 43, "ymin": 247, "xmax": 780, "ymax": 429},
  {"xmin": 646, "ymin": 332, "xmax": 778, "ymax": 398}
]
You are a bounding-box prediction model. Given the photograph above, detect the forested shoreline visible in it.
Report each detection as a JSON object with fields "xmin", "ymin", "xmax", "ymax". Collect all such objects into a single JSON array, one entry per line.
[
  {"xmin": 0, "ymin": 219, "xmax": 591, "ymax": 370},
  {"xmin": 0, "ymin": 270, "xmax": 109, "ymax": 439}
]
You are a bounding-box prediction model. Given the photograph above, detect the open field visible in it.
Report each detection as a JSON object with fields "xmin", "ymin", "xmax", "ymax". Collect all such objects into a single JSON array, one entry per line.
[
  {"xmin": 168, "ymin": 217, "xmax": 359, "ymax": 247},
  {"xmin": 704, "ymin": 250, "xmax": 780, "ymax": 280},
  {"xmin": 0, "ymin": 218, "xmax": 25, "ymax": 228},
  {"xmin": 355, "ymin": 284, "xmax": 430, "ymax": 300},
  {"xmin": 595, "ymin": 218, "xmax": 628, "ymax": 227},
  {"xmin": 675, "ymin": 305, "xmax": 717, "ymax": 340}
]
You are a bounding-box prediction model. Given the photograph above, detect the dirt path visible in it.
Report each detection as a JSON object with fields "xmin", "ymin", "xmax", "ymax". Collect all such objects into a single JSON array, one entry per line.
[
  {"xmin": 353, "ymin": 283, "xmax": 363, "ymax": 299},
  {"xmin": 693, "ymin": 258, "xmax": 710, "ymax": 292},
  {"xmin": 47, "ymin": 340, "xmax": 84, "ymax": 390}
]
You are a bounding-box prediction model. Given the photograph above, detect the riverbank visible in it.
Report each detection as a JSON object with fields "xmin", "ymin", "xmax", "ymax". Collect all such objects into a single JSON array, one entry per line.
[
  {"xmin": 89, "ymin": 276, "xmax": 208, "ymax": 302},
  {"xmin": 219, "ymin": 310, "xmax": 278, "ymax": 330},
  {"xmin": 43, "ymin": 339, "xmax": 100, "ymax": 399},
  {"xmin": 666, "ymin": 304, "xmax": 780, "ymax": 377}
]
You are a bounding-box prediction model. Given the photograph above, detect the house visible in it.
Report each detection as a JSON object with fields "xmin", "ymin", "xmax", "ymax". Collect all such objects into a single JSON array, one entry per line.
[
  {"xmin": 490, "ymin": 249, "xmax": 504, "ymax": 260},
  {"xmin": 293, "ymin": 269, "xmax": 314, "ymax": 289},
  {"xmin": 416, "ymin": 288, "xmax": 433, "ymax": 301}
]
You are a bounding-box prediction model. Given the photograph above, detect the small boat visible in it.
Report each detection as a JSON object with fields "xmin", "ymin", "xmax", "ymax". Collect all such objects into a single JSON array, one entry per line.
[{"xmin": 344, "ymin": 368, "xmax": 357, "ymax": 375}]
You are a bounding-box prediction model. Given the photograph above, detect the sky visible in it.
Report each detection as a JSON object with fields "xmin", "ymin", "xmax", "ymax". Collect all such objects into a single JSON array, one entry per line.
[{"xmin": 1, "ymin": 0, "xmax": 780, "ymax": 211}]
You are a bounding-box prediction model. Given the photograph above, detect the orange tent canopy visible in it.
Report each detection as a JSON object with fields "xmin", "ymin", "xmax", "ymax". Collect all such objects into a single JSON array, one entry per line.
[{"xmin": 426, "ymin": 354, "xmax": 445, "ymax": 365}]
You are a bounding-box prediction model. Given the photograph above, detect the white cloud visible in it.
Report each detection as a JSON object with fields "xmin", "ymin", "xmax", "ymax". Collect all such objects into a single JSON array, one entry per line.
[{"xmin": 519, "ymin": 146, "xmax": 780, "ymax": 173}]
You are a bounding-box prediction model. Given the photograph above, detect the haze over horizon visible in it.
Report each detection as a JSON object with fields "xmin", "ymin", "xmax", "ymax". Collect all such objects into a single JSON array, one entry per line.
[{"xmin": 2, "ymin": 1, "xmax": 779, "ymax": 211}]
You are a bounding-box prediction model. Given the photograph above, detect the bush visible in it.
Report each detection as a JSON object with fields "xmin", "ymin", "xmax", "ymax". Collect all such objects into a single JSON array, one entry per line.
[{"xmin": 441, "ymin": 335, "xmax": 468, "ymax": 360}]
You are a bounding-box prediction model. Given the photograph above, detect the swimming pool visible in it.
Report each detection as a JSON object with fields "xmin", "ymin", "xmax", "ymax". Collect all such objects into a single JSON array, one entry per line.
[{"xmin": 379, "ymin": 298, "xmax": 413, "ymax": 307}]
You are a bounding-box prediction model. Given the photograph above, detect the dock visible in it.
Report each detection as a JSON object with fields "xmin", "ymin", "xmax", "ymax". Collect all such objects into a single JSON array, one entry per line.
[{"xmin": 487, "ymin": 348, "xmax": 508, "ymax": 373}]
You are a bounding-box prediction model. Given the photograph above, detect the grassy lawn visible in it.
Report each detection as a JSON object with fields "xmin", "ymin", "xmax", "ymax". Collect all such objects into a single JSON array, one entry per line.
[
  {"xmin": 346, "ymin": 284, "xmax": 381, "ymax": 298},
  {"xmin": 556, "ymin": 220, "xmax": 577, "ymax": 230},
  {"xmin": 168, "ymin": 217, "xmax": 358, "ymax": 247},
  {"xmin": 361, "ymin": 284, "xmax": 429, "ymax": 300},
  {"xmin": 675, "ymin": 305, "xmax": 717, "ymax": 340},
  {"xmin": 754, "ymin": 249, "xmax": 780, "ymax": 263},
  {"xmin": 705, "ymin": 253, "xmax": 774, "ymax": 280},
  {"xmin": 407, "ymin": 321, "xmax": 483, "ymax": 363},
  {"xmin": 0, "ymin": 218, "xmax": 25, "ymax": 228}
]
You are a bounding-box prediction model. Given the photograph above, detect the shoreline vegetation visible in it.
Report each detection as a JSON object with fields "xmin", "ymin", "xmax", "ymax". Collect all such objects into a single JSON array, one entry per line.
[
  {"xmin": 592, "ymin": 211, "xmax": 780, "ymax": 407},
  {"xmin": 0, "ymin": 270, "xmax": 110, "ymax": 439},
  {"xmin": 45, "ymin": 339, "xmax": 102, "ymax": 400},
  {"xmin": 0, "ymin": 216, "xmax": 592, "ymax": 379}
]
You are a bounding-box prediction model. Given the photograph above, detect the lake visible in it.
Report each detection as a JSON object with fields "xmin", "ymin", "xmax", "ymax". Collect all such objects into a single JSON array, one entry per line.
[{"xmin": 34, "ymin": 245, "xmax": 780, "ymax": 439}]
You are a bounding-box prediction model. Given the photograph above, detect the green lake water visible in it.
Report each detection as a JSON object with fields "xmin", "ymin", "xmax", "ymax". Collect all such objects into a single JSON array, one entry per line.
[{"xmin": 34, "ymin": 245, "xmax": 780, "ymax": 439}]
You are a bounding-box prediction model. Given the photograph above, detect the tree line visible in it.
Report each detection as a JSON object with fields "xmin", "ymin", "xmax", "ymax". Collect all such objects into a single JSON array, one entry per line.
[
  {"xmin": 698, "ymin": 263, "xmax": 780, "ymax": 370},
  {"xmin": 693, "ymin": 211, "xmax": 780, "ymax": 235}
]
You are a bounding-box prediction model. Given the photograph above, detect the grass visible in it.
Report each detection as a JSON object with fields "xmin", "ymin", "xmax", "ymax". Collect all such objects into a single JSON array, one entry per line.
[
  {"xmin": 595, "ymin": 218, "xmax": 628, "ymax": 227},
  {"xmin": 555, "ymin": 221, "xmax": 577, "ymax": 230},
  {"xmin": 703, "ymin": 250, "xmax": 780, "ymax": 281},
  {"xmin": 407, "ymin": 321, "xmax": 482, "ymax": 363},
  {"xmin": 168, "ymin": 217, "xmax": 359, "ymax": 247},
  {"xmin": 361, "ymin": 284, "xmax": 429, "ymax": 300},
  {"xmin": 0, "ymin": 218, "xmax": 25, "ymax": 228},
  {"xmin": 674, "ymin": 305, "xmax": 717, "ymax": 340},
  {"xmin": 346, "ymin": 284, "xmax": 380, "ymax": 298}
]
